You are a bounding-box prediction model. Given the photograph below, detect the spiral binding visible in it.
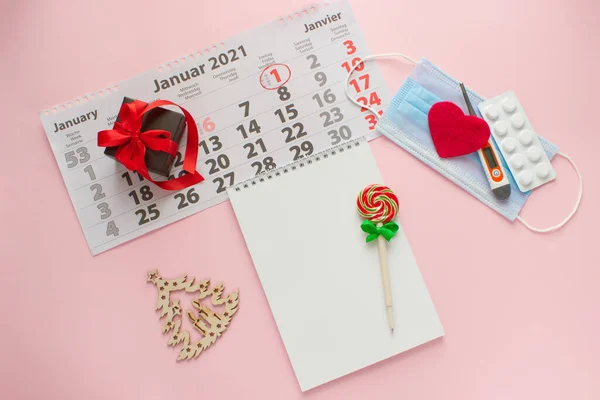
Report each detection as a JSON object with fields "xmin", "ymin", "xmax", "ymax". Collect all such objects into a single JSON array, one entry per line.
[
  {"xmin": 233, "ymin": 137, "xmax": 364, "ymax": 192},
  {"xmin": 277, "ymin": 1, "xmax": 331, "ymax": 25}
]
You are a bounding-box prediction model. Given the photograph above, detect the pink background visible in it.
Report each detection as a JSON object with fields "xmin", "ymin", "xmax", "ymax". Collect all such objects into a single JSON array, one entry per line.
[{"xmin": 1, "ymin": 0, "xmax": 599, "ymax": 398}]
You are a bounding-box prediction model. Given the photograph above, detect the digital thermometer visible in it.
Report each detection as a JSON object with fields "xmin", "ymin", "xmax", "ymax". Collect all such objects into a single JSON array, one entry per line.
[{"xmin": 460, "ymin": 83, "xmax": 511, "ymax": 200}]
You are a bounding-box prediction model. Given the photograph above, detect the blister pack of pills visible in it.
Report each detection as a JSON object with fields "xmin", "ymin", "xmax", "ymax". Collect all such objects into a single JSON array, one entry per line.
[{"xmin": 478, "ymin": 91, "xmax": 556, "ymax": 192}]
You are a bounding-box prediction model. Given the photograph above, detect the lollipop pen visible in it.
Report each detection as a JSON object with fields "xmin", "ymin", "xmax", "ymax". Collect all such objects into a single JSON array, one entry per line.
[{"xmin": 357, "ymin": 184, "xmax": 400, "ymax": 333}]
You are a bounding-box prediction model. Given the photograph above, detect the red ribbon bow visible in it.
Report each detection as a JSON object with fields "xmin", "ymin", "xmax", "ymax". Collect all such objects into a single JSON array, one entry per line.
[{"xmin": 98, "ymin": 99, "xmax": 204, "ymax": 190}]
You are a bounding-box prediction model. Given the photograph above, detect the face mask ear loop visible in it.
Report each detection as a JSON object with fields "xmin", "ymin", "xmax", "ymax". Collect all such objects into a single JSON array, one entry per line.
[
  {"xmin": 517, "ymin": 151, "xmax": 583, "ymax": 233},
  {"xmin": 344, "ymin": 53, "xmax": 418, "ymax": 119}
]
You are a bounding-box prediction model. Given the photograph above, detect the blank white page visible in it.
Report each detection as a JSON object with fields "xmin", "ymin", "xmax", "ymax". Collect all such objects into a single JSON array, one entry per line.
[{"xmin": 228, "ymin": 139, "xmax": 444, "ymax": 391}]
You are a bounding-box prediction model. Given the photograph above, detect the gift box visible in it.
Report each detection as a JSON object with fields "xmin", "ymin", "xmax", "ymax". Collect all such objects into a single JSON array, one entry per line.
[{"xmin": 104, "ymin": 97, "xmax": 185, "ymax": 177}]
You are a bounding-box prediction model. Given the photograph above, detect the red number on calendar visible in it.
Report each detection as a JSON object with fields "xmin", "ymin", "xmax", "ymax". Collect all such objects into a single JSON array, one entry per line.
[
  {"xmin": 357, "ymin": 98, "xmax": 368, "ymax": 112},
  {"xmin": 365, "ymin": 114, "xmax": 377, "ymax": 130},
  {"xmin": 259, "ymin": 63, "xmax": 291, "ymax": 90},
  {"xmin": 202, "ymin": 117, "xmax": 215, "ymax": 132},
  {"xmin": 365, "ymin": 111, "xmax": 384, "ymax": 130},
  {"xmin": 357, "ymin": 92, "xmax": 382, "ymax": 112},
  {"xmin": 369, "ymin": 92, "xmax": 382, "ymax": 106},
  {"xmin": 343, "ymin": 40, "xmax": 356, "ymax": 55},
  {"xmin": 349, "ymin": 74, "xmax": 370, "ymax": 93},
  {"xmin": 341, "ymin": 57, "xmax": 364, "ymax": 73},
  {"xmin": 269, "ymin": 68, "xmax": 281, "ymax": 83},
  {"xmin": 357, "ymin": 97, "xmax": 368, "ymax": 112}
]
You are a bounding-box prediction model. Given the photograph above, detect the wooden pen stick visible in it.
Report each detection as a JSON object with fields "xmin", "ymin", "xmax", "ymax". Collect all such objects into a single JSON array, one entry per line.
[{"xmin": 376, "ymin": 222, "xmax": 394, "ymax": 332}]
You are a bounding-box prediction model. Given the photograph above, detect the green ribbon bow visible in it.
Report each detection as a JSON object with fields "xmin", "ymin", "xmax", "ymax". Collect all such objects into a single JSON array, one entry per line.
[{"xmin": 361, "ymin": 220, "xmax": 399, "ymax": 242}]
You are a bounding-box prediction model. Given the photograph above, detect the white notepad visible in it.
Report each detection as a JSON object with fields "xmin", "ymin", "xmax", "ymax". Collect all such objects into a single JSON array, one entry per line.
[{"xmin": 228, "ymin": 139, "xmax": 444, "ymax": 391}]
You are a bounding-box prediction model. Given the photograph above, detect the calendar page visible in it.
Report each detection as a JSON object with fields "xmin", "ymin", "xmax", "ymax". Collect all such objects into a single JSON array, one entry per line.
[{"xmin": 39, "ymin": 0, "xmax": 389, "ymax": 255}]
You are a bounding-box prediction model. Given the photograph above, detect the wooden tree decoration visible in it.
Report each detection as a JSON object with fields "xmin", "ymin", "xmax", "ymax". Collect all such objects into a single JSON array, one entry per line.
[{"xmin": 147, "ymin": 269, "xmax": 239, "ymax": 361}]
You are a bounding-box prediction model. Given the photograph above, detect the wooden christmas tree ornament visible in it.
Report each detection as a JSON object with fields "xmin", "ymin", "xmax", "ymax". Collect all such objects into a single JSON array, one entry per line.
[{"xmin": 147, "ymin": 269, "xmax": 239, "ymax": 361}]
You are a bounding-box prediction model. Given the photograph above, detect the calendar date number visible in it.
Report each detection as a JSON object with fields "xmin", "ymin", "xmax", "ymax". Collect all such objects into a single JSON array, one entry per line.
[
  {"xmin": 289, "ymin": 141, "xmax": 313, "ymax": 161},
  {"xmin": 106, "ymin": 220, "xmax": 120, "ymax": 237},
  {"xmin": 135, "ymin": 204, "xmax": 160, "ymax": 226},
  {"xmin": 213, "ymin": 172, "xmax": 235, "ymax": 194},
  {"xmin": 174, "ymin": 188, "xmax": 200, "ymax": 209},
  {"xmin": 327, "ymin": 125, "xmax": 352, "ymax": 145},
  {"xmin": 260, "ymin": 64, "xmax": 291, "ymax": 90},
  {"xmin": 129, "ymin": 185, "xmax": 154, "ymax": 205},
  {"xmin": 320, "ymin": 107, "xmax": 344, "ymax": 127},
  {"xmin": 252, "ymin": 157, "xmax": 276, "ymax": 175}
]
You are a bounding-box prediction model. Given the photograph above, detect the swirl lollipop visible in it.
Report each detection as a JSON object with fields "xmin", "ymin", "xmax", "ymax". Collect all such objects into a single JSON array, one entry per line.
[
  {"xmin": 357, "ymin": 184, "xmax": 399, "ymax": 224},
  {"xmin": 357, "ymin": 184, "xmax": 399, "ymax": 333}
]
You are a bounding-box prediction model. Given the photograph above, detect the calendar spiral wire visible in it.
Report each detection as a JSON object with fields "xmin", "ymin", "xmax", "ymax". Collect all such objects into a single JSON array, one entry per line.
[{"xmin": 231, "ymin": 137, "xmax": 365, "ymax": 192}]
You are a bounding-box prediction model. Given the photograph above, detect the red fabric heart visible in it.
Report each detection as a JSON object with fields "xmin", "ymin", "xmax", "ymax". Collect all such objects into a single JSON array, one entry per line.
[{"xmin": 427, "ymin": 101, "xmax": 491, "ymax": 158}]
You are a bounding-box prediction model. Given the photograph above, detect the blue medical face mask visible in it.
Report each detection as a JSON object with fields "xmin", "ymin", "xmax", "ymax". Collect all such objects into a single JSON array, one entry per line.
[{"xmin": 345, "ymin": 56, "xmax": 582, "ymax": 232}]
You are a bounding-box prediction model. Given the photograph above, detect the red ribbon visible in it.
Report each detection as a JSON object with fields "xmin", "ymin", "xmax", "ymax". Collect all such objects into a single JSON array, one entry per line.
[{"xmin": 98, "ymin": 100, "xmax": 204, "ymax": 190}]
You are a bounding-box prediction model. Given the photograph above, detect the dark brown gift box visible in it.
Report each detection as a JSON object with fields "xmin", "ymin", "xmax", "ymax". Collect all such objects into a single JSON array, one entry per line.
[{"xmin": 104, "ymin": 97, "xmax": 185, "ymax": 177}]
